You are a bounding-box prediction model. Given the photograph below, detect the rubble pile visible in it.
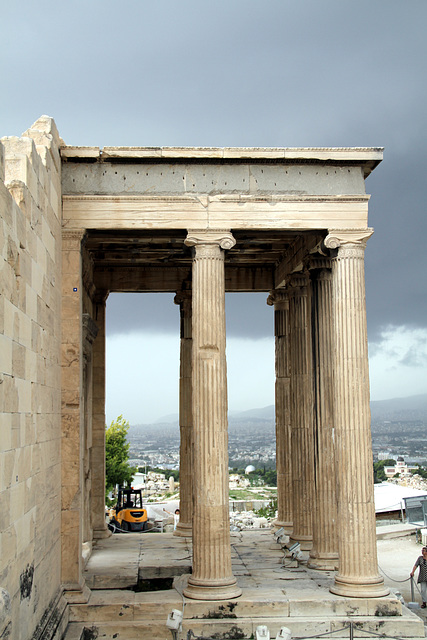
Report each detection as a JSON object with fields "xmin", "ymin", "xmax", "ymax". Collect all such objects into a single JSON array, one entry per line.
[
  {"xmin": 389, "ymin": 474, "xmax": 427, "ymax": 491},
  {"xmin": 229, "ymin": 510, "xmax": 274, "ymax": 530}
]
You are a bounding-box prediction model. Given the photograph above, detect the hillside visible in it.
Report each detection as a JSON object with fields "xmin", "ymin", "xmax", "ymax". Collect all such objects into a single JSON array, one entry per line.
[{"xmin": 130, "ymin": 394, "xmax": 427, "ymax": 434}]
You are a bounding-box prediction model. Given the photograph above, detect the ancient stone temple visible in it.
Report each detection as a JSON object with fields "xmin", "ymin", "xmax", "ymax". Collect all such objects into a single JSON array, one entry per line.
[{"xmin": 1, "ymin": 117, "xmax": 418, "ymax": 640}]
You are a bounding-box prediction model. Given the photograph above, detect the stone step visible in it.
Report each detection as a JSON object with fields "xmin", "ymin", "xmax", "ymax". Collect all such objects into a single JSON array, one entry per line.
[
  {"xmin": 68, "ymin": 589, "xmax": 405, "ymax": 623},
  {"xmin": 64, "ymin": 611, "xmax": 426, "ymax": 640}
]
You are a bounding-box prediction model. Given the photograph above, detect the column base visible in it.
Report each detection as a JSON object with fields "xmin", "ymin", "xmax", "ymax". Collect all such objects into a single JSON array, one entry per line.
[
  {"xmin": 273, "ymin": 520, "xmax": 293, "ymax": 535},
  {"xmin": 174, "ymin": 521, "xmax": 192, "ymax": 537},
  {"xmin": 93, "ymin": 526, "xmax": 112, "ymax": 540},
  {"xmin": 184, "ymin": 576, "xmax": 242, "ymax": 601},
  {"xmin": 62, "ymin": 580, "xmax": 91, "ymax": 604},
  {"xmin": 330, "ymin": 575, "xmax": 390, "ymax": 598},
  {"xmin": 289, "ymin": 533, "xmax": 312, "ymax": 551},
  {"xmin": 307, "ymin": 553, "xmax": 339, "ymax": 571}
]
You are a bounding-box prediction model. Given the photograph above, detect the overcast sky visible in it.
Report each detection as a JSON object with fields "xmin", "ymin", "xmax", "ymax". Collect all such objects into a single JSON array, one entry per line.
[{"xmin": 2, "ymin": 1, "xmax": 426, "ymax": 424}]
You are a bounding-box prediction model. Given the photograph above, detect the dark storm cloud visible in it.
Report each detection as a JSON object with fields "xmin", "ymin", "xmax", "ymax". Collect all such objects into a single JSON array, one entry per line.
[
  {"xmin": 106, "ymin": 293, "xmax": 273, "ymax": 339},
  {"xmin": 365, "ymin": 144, "xmax": 427, "ymax": 342},
  {"xmin": 2, "ymin": 0, "xmax": 426, "ymax": 343}
]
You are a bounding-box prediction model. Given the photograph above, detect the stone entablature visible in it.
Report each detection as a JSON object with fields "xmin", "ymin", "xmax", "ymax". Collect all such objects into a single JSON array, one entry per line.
[{"xmin": 61, "ymin": 147, "xmax": 380, "ymax": 236}]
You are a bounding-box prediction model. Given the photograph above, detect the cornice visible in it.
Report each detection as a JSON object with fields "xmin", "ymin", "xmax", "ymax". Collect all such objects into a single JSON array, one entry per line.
[
  {"xmin": 61, "ymin": 145, "xmax": 383, "ymax": 161},
  {"xmin": 62, "ymin": 194, "xmax": 370, "ymax": 204}
]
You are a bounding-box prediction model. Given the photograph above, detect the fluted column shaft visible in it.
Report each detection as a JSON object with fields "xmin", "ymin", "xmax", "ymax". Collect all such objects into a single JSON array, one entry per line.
[
  {"xmin": 174, "ymin": 290, "xmax": 193, "ymax": 537},
  {"xmin": 288, "ymin": 273, "xmax": 314, "ymax": 550},
  {"xmin": 327, "ymin": 233, "xmax": 388, "ymax": 597},
  {"xmin": 268, "ymin": 290, "xmax": 292, "ymax": 533},
  {"xmin": 92, "ymin": 297, "xmax": 110, "ymax": 540},
  {"xmin": 183, "ymin": 231, "xmax": 241, "ymax": 601},
  {"xmin": 308, "ymin": 264, "xmax": 338, "ymax": 570}
]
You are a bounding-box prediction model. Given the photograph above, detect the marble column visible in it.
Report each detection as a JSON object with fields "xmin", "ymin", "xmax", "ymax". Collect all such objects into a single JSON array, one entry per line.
[
  {"xmin": 183, "ymin": 230, "xmax": 241, "ymax": 601},
  {"xmin": 82, "ymin": 313, "xmax": 98, "ymax": 547},
  {"xmin": 307, "ymin": 261, "xmax": 339, "ymax": 570},
  {"xmin": 326, "ymin": 231, "xmax": 389, "ymax": 597},
  {"xmin": 288, "ymin": 272, "xmax": 314, "ymax": 551},
  {"xmin": 92, "ymin": 295, "xmax": 111, "ymax": 540},
  {"xmin": 174, "ymin": 289, "xmax": 193, "ymax": 537},
  {"xmin": 267, "ymin": 290, "xmax": 293, "ymax": 534},
  {"xmin": 61, "ymin": 229, "xmax": 90, "ymax": 602}
]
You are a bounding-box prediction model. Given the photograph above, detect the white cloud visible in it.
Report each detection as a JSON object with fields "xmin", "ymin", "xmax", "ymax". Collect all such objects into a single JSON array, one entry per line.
[
  {"xmin": 226, "ymin": 337, "xmax": 275, "ymax": 413},
  {"xmin": 369, "ymin": 327, "xmax": 427, "ymax": 401},
  {"xmin": 106, "ymin": 333, "xmax": 275, "ymax": 425},
  {"xmin": 106, "ymin": 333, "xmax": 180, "ymax": 426}
]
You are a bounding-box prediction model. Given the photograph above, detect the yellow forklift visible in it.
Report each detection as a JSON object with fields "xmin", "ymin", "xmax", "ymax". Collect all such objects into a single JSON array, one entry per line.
[{"xmin": 109, "ymin": 486, "xmax": 148, "ymax": 532}]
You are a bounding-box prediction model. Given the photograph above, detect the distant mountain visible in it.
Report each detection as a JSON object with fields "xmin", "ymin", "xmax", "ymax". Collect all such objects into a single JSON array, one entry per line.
[
  {"xmin": 370, "ymin": 394, "xmax": 427, "ymax": 421},
  {"xmin": 130, "ymin": 395, "xmax": 427, "ymax": 431},
  {"xmin": 153, "ymin": 413, "xmax": 179, "ymax": 425},
  {"xmin": 229, "ymin": 405, "xmax": 275, "ymax": 422}
]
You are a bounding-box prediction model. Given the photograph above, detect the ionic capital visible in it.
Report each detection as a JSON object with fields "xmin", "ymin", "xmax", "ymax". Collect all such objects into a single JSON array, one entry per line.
[
  {"xmin": 185, "ymin": 230, "xmax": 236, "ymax": 252},
  {"xmin": 174, "ymin": 289, "xmax": 192, "ymax": 306},
  {"xmin": 287, "ymin": 271, "xmax": 310, "ymax": 291},
  {"xmin": 267, "ymin": 289, "xmax": 289, "ymax": 309},
  {"xmin": 323, "ymin": 228, "xmax": 374, "ymax": 252},
  {"xmin": 307, "ymin": 256, "xmax": 332, "ymax": 272}
]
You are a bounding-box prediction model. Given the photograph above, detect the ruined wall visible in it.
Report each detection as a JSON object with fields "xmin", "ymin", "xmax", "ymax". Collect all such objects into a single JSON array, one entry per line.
[{"xmin": 0, "ymin": 118, "xmax": 66, "ymax": 639}]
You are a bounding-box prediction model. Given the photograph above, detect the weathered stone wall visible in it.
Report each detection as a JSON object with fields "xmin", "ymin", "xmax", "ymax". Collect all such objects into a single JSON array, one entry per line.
[{"xmin": 0, "ymin": 118, "xmax": 66, "ymax": 640}]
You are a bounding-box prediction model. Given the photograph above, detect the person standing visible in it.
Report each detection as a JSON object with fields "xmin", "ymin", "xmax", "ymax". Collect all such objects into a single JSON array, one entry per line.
[
  {"xmin": 163, "ymin": 507, "xmax": 180, "ymax": 530},
  {"xmin": 410, "ymin": 546, "xmax": 427, "ymax": 608}
]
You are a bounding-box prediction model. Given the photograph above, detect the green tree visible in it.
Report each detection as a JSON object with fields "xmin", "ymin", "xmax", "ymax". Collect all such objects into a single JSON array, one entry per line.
[
  {"xmin": 414, "ymin": 465, "xmax": 427, "ymax": 479},
  {"xmin": 105, "ymin": 415, "xmax": 136, "ymax": 493}
]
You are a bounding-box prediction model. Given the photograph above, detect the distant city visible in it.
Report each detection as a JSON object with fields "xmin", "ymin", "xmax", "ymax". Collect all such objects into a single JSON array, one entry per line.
[{"xmin": 127, "ymin": 394, "xmax": 427, "ymax": 471}]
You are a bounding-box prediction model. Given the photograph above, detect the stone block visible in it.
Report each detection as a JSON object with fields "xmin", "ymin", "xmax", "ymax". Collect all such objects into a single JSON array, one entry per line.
[
  {"xmin": 6, "ymin": 180, "xmax": 31, "ymax": 219},
  {"xmin": 32, "ymin": 261, "xmax": 44, "ymax": 296},
  {"xmin": 12, "ymin": 190, "xmax": 27, "ymax": 241},
  {"xmin": 16, "ymin": 377, "xmax": 31, "ymax": 413},
  {"xmin": 0, "ymin": 182, "xmax": 14, "ymax": 230},
  {"xmin": 0, "ymin": 488, "xmax": 11, "ymax": 530},
  {"xmin": 6, "ymin": 155, "xmax": 38, "ymax": 201},
  {"xmin": 25, "ymin": 349, "xmax": 37, "ymax": 383},
  {"xmin": 15, "ymin": 510, "xmax": 36, "ymax": 557},
  {"xmin": 37, "ymin": 295, "xmax": 54, "ymax": 334},
  {"xmin": 12, "ymin": 341, "xmax": 25, "ymax": 378},
  {"xmin": 42, "ymin": 216, "xmax": 56, "ymax": 260},
  {"xmin": 23, "ymin": 116, "xmax": 62, "ymax": 167},
  {"xmin": 0, "ymin": 525, "xmax": 17, "ymax": 573},
  {"xmin": 2, "ymin": 448, "xmax": 18, "ymax": 489},
  {"xmin": 31, "ymin": 320, "xmax": 41, "ymax": 352},
  {"xmin": 49, "ymin": 179, "xmax": 61, "ymax": 214},
  {"xmin": 35, "ymin": 355, "xmax": 46, "ymax": 385},
  {"xmin": 9, "ymin": 481, "xmax": 25, "ymax": 524},
  {"xmin": 36, "ymin": 235, "xmax": 47, "ymax": 271},
  {"xmin": 10, "ymin": 413, "xmax": 21, "ymax": 450},
  {"xmin": 31, "ymin": 443, "xmax": 41, "ymax": 474},
  {"xmin": 24, "ymin": 476, "xmax": 35, "ymax": 513},
  {"xmin": 0, "ymin": 414, "xmax": 12, "ymax": 453},
  {"xmin": 18, "ymin": 310, "xmax": 32, "ymax": 348},
  {"xmin": 2, "ymin": 375, "xmax": 19, "ymax": 412},
  {"xmin": 39, "ymin": 437, "xmax": 60, "ymax": 474},
  {"xmin": 0, "ymin": 334, "xmax": 12, "ymax": 375}
]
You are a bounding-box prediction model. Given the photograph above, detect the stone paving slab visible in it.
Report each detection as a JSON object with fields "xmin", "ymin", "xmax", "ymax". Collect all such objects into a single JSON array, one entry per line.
[{"xmin": 67, "ymin": 529, "xmax": 427, "ymax": 640}]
